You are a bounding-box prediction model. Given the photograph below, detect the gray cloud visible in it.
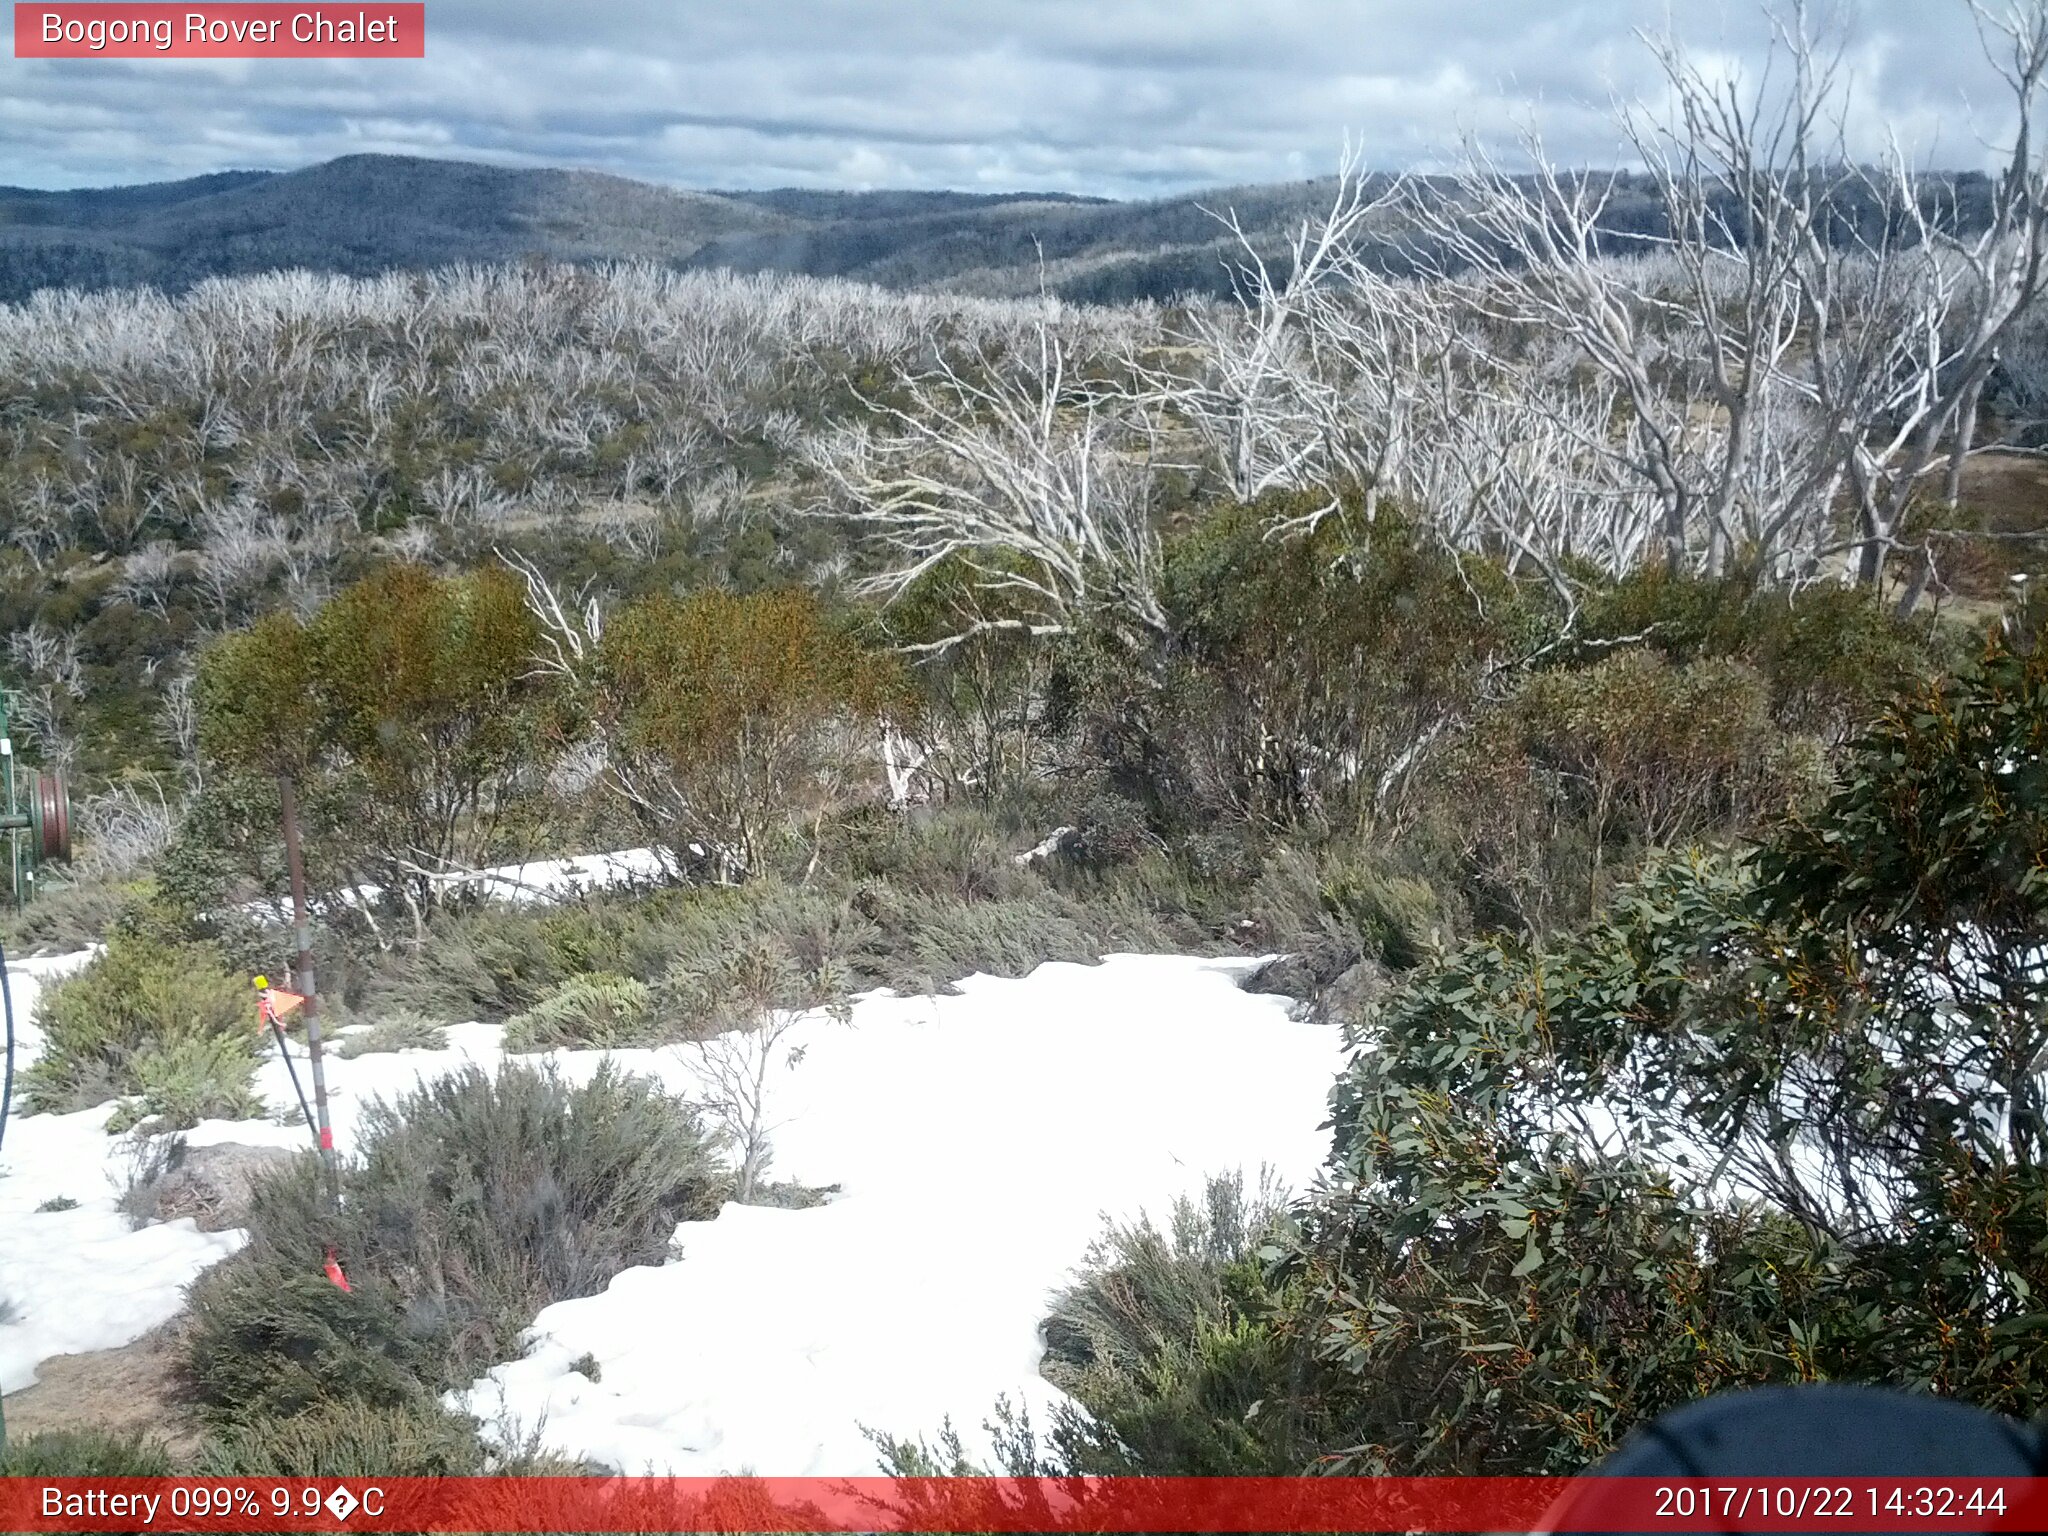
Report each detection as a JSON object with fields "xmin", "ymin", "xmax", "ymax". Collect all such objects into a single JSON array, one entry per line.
[{"xmin": 0, "ymin": 1, "xmax": 1992, "ymax": 196}]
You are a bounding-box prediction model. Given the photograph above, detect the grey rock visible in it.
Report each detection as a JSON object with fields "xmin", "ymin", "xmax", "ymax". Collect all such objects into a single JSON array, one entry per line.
[
  {"xmin": 1242, "ymin": 953, "xmax": 1322, "ymax": 1001},
  {"xmin": 1315, "ymin": 957, "xmax": 1391, "ymax": 1029},
  {"xmin": 129, "ymin": 1141, "xmax": 300, "ymax": 1232}
]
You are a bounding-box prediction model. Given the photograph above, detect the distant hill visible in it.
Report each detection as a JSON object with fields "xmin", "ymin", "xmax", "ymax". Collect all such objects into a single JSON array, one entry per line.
[
  {"xmin": 0, "ymin": 156, "xmax": 806, "ymax": 301},
  {"xmin": 0, "ymin": 153, "xmax": 2004, "ymax": 308},
  {"xmin": 0, "ymin": 154, "xmax": 1387, "ymax": 306}
]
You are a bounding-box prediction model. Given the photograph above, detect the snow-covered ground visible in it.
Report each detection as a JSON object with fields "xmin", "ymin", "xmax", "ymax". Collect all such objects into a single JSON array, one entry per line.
[
  {"xmin": 0, "ymin": 947, "xmax": 245, "ymax": 1394},
  {"xmin": 452, "ymin": 955, "xmax": 1339, "ymax": 1475},
  {"xmin": 1, "ymin": 852, "xmax": 1341, "ymax": 1473}
]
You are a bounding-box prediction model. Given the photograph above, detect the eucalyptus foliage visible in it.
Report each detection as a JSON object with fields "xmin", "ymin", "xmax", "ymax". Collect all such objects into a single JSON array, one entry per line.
[{"xmin": 1295, "ymin": 629, "xmax": 2048, "ymax": 1471}]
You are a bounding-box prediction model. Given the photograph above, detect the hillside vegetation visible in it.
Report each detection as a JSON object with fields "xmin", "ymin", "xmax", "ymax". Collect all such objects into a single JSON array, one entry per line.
[
  {"xmin": 8, "ymin": 0, "xmax": 2048, "ymax": 1481},
  {"xmin": 0, "ymin": 154, "xmax": 1301, "ymax": 307}
]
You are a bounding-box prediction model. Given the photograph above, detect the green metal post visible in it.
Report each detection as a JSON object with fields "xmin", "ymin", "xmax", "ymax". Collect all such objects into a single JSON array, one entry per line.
[
  {"xmin": 1, "ymin": 696, "xmax": 18, "ymax": 911},
  {"xmin": 0, "ymin": 698, "xmax": 67, "ymax": 909}
]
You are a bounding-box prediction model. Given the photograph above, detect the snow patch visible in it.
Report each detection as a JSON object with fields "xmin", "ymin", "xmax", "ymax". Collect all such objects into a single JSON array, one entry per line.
[
  {"xmin": 1, "ymin": 950, "xmax": 240, "ymax": 1394},
  {"xmin": 452, "ymin": 954, "xmax": 1340, "ymax": 1475},
  {"xmin": 3, "ymin": 877, "xmax": 1340, "ymax": 1471}
]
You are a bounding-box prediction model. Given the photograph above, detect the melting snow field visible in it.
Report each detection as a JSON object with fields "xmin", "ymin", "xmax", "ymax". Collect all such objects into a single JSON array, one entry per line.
[
  {"xmin": 2, "ymin": 919, "xmax": 1340, "ymax": 1475},
  {"xmin": 452, "ymin": 955, "xmax": 1340, "ymax": 1475}
]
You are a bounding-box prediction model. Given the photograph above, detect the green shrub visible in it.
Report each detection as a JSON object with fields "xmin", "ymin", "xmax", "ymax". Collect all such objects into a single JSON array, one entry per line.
[
  {"xmin": 194, "ymin": 564, "xmax": 560, "ymax": 924},
  {"xmin": 869, "ymin": 1397, "xmax": 1052, "ymax": 1480},
  {"xmin": 123, "ymin": 1032, "xmax": 263, "ymax": 1129},
  {"xmin": 504, "ymin": 972, "xmax": 660, "ymax": 1051},
  {"xmin": 1222, "ymin": 843, "xmax": 1445, "ymax": 983},
  {"xmin": 845, "ymin": 882, "xmax": 1179, "ymax": 996},
  {"xmin": 21, "ymin": 929, "xmax": 254, "ymax": 1117},
  {"xmin": 1507, "ymin": 652, "xmax": 1821, "ymax": 846},
  {"xmin": 359, "ymin": 885, "xmax": 769, "ymax": 1022},
  {"xmin": 1042, "ymin": 1171, "xmax": 1294, "ymax": 1406},
  {"xmin": 890, "ymin": 1175, "xmax": 1325, "ymax": 1479},
  {"xmin": 1314, "ymin": 1089, "xmax": 1842, "ymax": 1473},
  {"xmin": 523, "ymin": 899, "xmax": 685, "ymax": 982},
  {"xmin": 1299, "ymin": 858, "xmax": 1866, "ymax": 1471},
  {"xmin": 657, "ymin": 882, "xmax": 880, "ymax": 985},
  {"xmin": 198, "ymin": 1396, "xmax": 489, "ymax": 1476},
  {"xmin": 0, "ymin": 876, "xmax": 140, "ymax": 956},
  {"xmin": 663, "ymin": 937, "xmax": 847, "ymax": 1040},
  {"xmin": 1427, "ymin": 650, "xmax": 1823, "ymax": 931},
  {"xmin": 1318, "ymin": 856, "xmax": 1440, "ymax": 973},
  {"xmin": 185, "ymin": 1252, "xmax": 435, "ymax": 1424},
  {"xmin": 0, "ymin": 1429, "xmax": 175, "ymax": 1476},
  {"xmin": 104, "ymin": 1101, "xmax": 149, "ymax": 1135},
  {"xmin": 1575, "ymin": 569, "xmax": 1948, "ymax": 743},
  {"xmin": 593, "ymin": 585, "xmax": 909, "ymax": 876},
  {"xmin": 360, "ymin": 847, "xmax": 1215, "ymax": 1030},
  {"xmin": 335, "ymin": 1009, "xmax": 449, "ymax": 1058},
  {"xmin": 358, "ymin": 901, "xmax": 582, "ymax": 1022},
  {"xmin": 826, "ymin": 803, "xmax": 1043, "ymax": 901},
  {"xmin": 1062, "ymin": 788, "xmax": 1157, "ymax": 873},
  {"xmin": 365, "ymin": 870, "xmax": 1185, "ymax": 1020},
  {"xmin": 1118, "ymin": 497, "xmax": 1553, "ymax": 832},
  {"xmin": 185, "ymin": 1060, "xmax": 723, "ymax": 1430}
]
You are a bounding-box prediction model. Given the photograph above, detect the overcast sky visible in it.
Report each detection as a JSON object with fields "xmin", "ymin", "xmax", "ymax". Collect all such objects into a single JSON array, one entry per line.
[{"xmin": 0, "ymin": 1, "xmax": 2002, "ymax": 198}]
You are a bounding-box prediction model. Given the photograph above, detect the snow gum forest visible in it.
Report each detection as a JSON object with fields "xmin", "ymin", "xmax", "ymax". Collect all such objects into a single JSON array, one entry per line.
[{"xmin": 7, "ymin": 0, "xmax": 2048, "ymax": 1485}]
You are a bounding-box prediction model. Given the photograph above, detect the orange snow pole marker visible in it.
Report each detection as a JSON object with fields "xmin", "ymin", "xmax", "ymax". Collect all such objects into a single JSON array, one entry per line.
[
  {"xmin": 257, "ymin": 976, "xmax": 352, "ymax": 1291},
  {"xmin": 264, "ymin": 983, "xmax": 308, "ymax": 1020},
  {"xmin": 276, "ymin": 775, "xmax": 342, "ymax": 1209},
  {"xmin": 254, "ymin": 976, "xmax": 320, "ymax": 1143}
]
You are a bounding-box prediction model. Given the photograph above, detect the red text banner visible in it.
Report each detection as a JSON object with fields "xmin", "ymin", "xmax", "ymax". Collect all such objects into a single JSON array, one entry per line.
[
  {"xmin": 5, "ymin": 1476, "xmax": 2048, "ymax": 1532},
  {"xmin": 14, "ymin": 4, "xmax": 424, "ymax": 58}
]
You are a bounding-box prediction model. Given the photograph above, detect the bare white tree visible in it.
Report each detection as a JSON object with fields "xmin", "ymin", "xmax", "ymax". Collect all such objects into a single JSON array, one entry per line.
[
  {"xmin": 110, "ymin": 540, "xmax": 184, "ymax": 616},
  {"xmin": 1128, "ymin": 147, "xmax": 1414, "ymax": 508},
  {"xmin": 1821, "ymin": 0, "xmax": 2048, "ymax": 594},
  {"xmin": 71, "ymin": 778, "xmax": 179, "ymax": 879},
  {"xmin": 5, "ymin": 478, "xmax": 67, "ymax": 568},
  {"xmin": 500, "ymin": 546, "xmax": 603, "ymax": 682},
  {"xmin": 7, "ymin": 621, "xmax": 87, "ymax": 701},
  {"xmin": 820, "ymin": 318, "xmax": 1167, "ymax": 653},
  {"xmin": 1401, "ymin": 0, "xmax": 2048, "ymax": 591},
  {"xmin": 8, "ymin": 682, "xmax": 76, "ymax": 776},
  {"xmin": 160, "ymin": 668, "xmax": 201, "ymax": 788},
  {"xmin": 189, "ymin": 497, "xmax": 288, "ymax": 624}
]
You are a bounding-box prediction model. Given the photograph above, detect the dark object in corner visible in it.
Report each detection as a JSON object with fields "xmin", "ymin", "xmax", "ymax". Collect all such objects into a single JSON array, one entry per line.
[{"xmin": 1546, "ymin": 1384, "xmax": 2041, "ymax": 1536}]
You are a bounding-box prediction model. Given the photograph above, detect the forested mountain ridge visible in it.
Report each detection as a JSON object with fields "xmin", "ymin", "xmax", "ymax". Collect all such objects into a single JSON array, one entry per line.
[
  {"xmin": 7, "ymin": 152, "xmax": 2000, "ymax": 307},
  {"xmin": 0, "ymin": 153, "xmax": 1354, "ymax": 304},
  {"xmin": 0, "ymin": 155, "xmax": 797, "ymax": 302}
]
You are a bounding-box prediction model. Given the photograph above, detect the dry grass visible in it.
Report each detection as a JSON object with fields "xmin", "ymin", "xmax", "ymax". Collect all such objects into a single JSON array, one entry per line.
[{"xmin": 1936, "ymin": 449, "xmax": 2048, "ymax": 602}]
